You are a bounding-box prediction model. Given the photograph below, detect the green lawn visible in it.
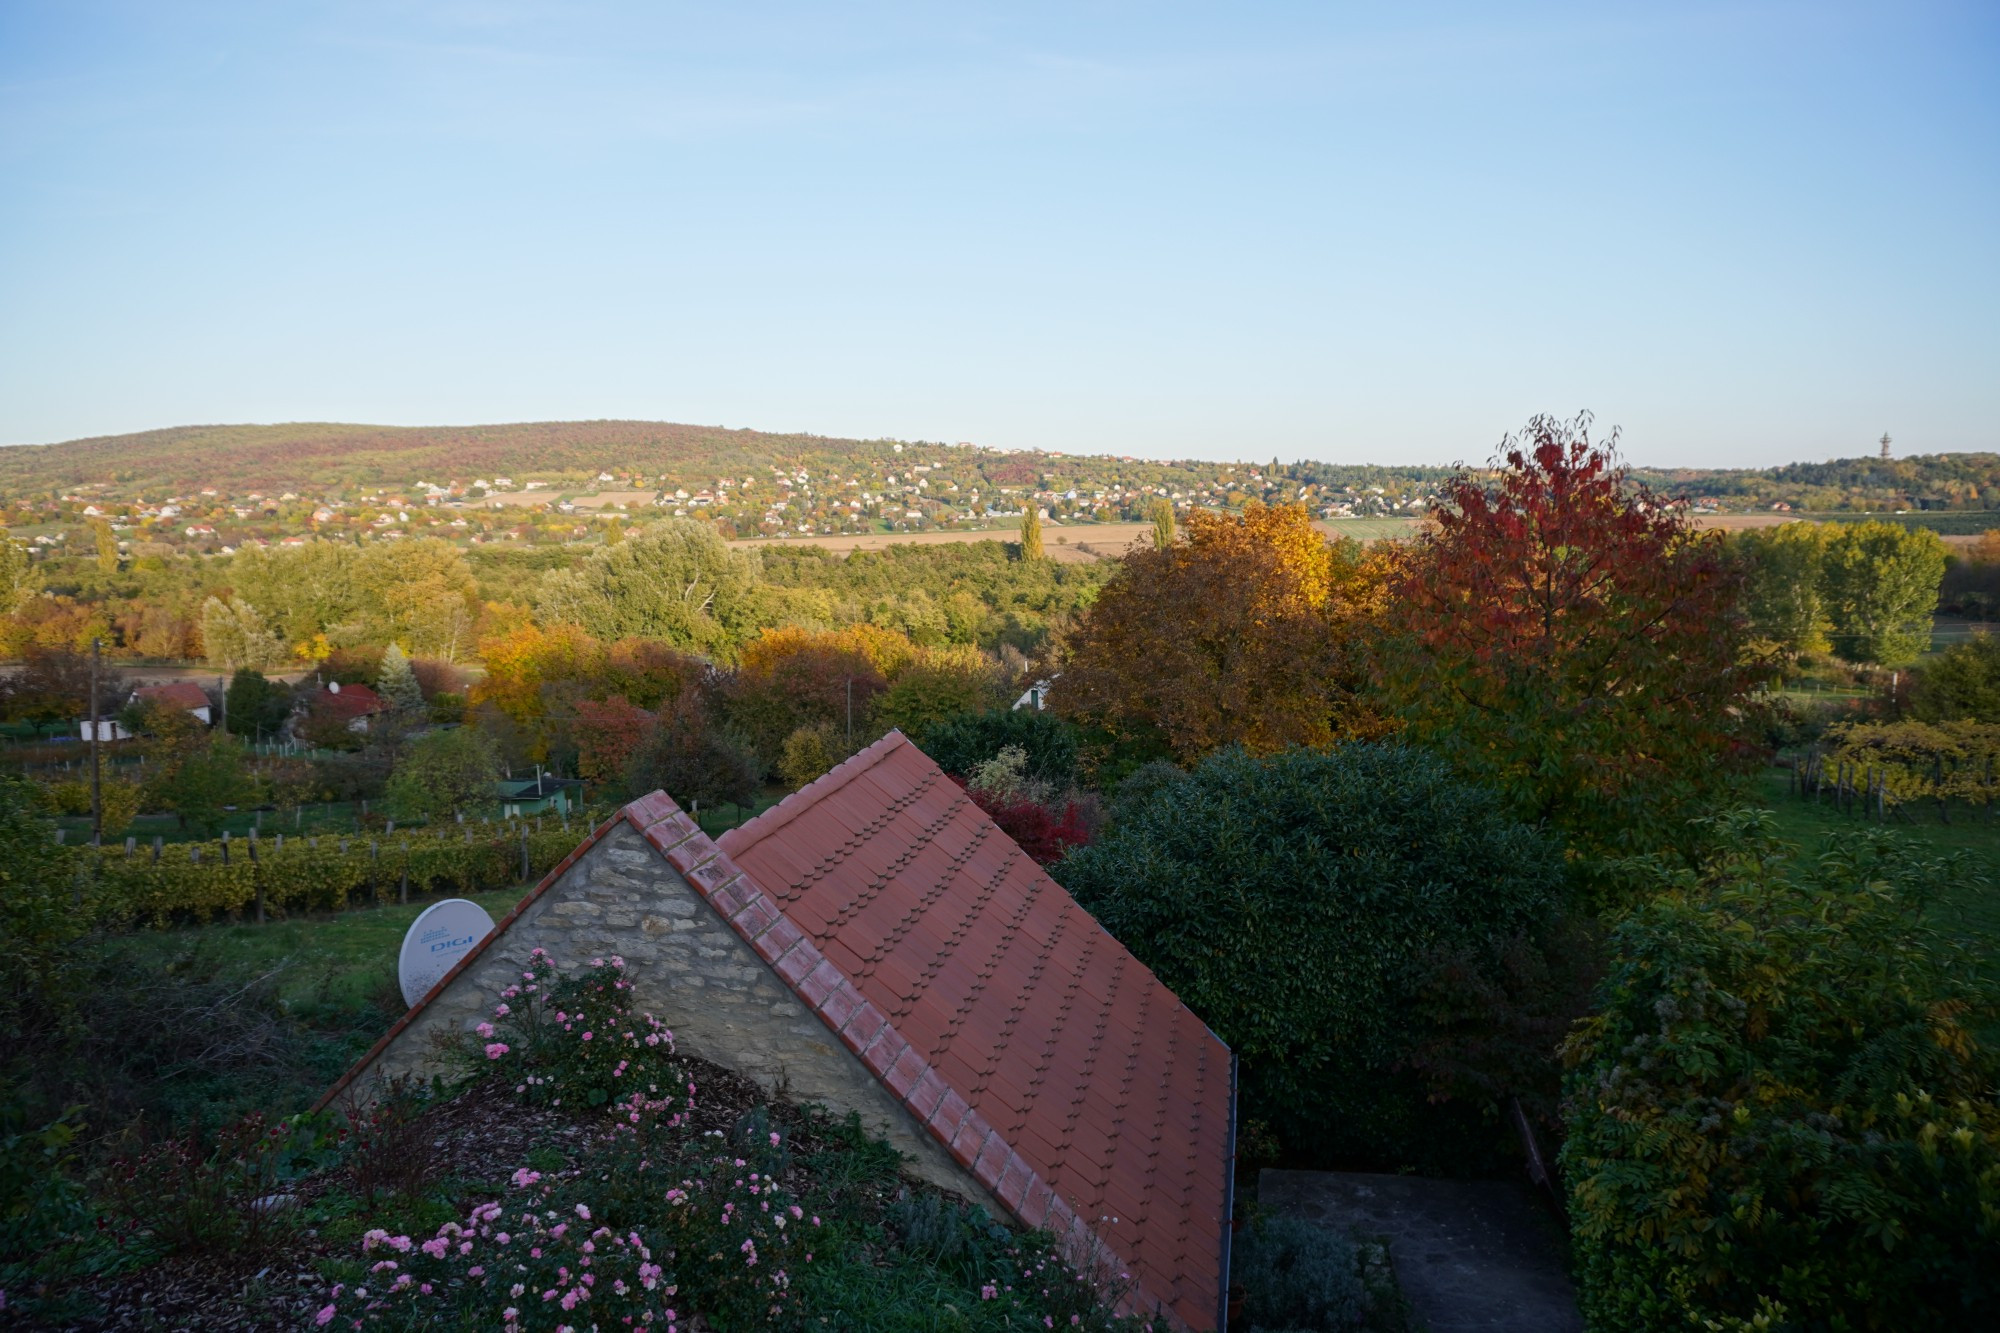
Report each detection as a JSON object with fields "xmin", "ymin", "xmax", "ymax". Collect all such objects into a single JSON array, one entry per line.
[
  {"xmin": 111, "ymin": 884, "xmax": 530, "ymax": 1012},
  {"xmin": 97, "ymin": 787, "xmax": 785, "ymax": 1010},
  {"xmin": 1753, "ymin": 768, "xmax": 2000, "ymax": 982}
]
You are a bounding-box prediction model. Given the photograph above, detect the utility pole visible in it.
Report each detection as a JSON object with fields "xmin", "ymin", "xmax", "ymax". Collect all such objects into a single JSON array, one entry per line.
[
  {"xmin": 1880, "ymin": 432, "xmax": 1893, "ymax": 461},
  {"xmin": 846, "ymin": 675, "xmax": 854, "ymax": 748},
  {"xmin": 89, "ymin": 638, "xmax": 102, "ymax": 845}
]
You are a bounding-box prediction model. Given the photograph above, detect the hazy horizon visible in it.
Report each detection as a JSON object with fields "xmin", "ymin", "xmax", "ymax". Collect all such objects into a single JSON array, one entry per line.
[
  {"xmin": 3, "ymin": 3, "xmax": 1995, "ymax": 467},
  {"xmin": 4, "ymin": 413, "xmax": 1986, "ymax": 476}
]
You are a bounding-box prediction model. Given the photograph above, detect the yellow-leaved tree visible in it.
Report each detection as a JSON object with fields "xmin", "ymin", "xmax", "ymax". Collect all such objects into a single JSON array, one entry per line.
[{"xmin": 1053, "ymin": 502, "xmax": 1388, "ymax": 762}]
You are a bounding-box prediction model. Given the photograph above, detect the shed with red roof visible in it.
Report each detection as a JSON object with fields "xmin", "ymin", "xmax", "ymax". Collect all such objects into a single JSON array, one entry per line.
[
  {"xmin": 131, "ymin": 680, "xmax": 214, "ymax": 722},
  {"xmin": 321, "ymin": 731, "xmax": 1236, "ymax": 1330},
  {"xmin": 309, "ymin": 681, "xmax": 387, "ymax": 733}
]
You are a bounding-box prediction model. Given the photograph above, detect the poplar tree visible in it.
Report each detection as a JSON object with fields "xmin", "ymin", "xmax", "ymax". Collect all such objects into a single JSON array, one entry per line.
[{"xmin": 1019, "ymin": 506, "xmax": 1044, "ymax": 561}]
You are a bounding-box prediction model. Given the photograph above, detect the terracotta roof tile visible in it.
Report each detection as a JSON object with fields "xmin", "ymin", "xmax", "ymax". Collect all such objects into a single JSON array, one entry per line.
[
  {"xmin": 719, "ymin": 732, "xmax": 1235, "ymax": 1330},
  {"xmin": 132, "ymin": 681, "xmax": 211, "ymax": 712}
]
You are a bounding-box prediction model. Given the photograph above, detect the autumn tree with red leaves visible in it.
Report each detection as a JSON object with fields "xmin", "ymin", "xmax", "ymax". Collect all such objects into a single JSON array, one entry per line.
[
  {"xmin": 1380, "ymin": 414, "xmax": 1764, "ymax": 864},
  {"xmin": 573, "ymin": 695, "xmax": 655, "ymax": 787}
]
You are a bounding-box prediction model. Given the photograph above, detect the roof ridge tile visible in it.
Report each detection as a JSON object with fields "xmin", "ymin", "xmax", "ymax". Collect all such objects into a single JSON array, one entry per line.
[{"xmin": 717, "ymin": 729, "xmax": 910, "ymax": 859}]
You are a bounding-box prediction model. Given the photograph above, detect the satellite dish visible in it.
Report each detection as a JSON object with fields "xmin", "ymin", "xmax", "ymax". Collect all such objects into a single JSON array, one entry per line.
[{"xmin": 398, "ymin": 898, "xmax": 497, "ymax": 1008}]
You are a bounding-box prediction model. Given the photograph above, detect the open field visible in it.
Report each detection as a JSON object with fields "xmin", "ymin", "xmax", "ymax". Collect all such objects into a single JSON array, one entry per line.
[
  {"xmin": 720, "ymin": 508, "xmax": 1999, "ymax": 564},
  {"xmin": 733, "ymin": 521, "xmax": 1148, "ymax": 562},
  {"xmin": 731, "ymin": 516, "xmax": 1426, "ymax": 562}
]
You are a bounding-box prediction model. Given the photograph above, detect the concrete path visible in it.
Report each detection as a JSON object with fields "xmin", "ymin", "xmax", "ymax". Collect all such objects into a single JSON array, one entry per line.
[{"xmin": 1259, "ymin": 1170, "xmax": 1583, "ymax": 1333}]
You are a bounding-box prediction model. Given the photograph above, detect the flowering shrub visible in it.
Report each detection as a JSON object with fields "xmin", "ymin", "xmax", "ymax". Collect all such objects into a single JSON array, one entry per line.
[
  {"xmin": 486, "ymin": 950, "xmax": 683, "ymax": 1111},
  {"xmin": 318, "ymin": 1198, "xmax": 681, "ymax": 1331},
  {"xmin": 647, "ymin": 1131, "xmax": 815, "ymax": 1327},
  {"xmin": 318, "ymin": 1107, "xmax": 817, "ymax": 1330}
]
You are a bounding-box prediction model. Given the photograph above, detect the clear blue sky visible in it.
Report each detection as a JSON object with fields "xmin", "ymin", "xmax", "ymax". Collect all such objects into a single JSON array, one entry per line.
[{"xmin": 1, "ymin": 2, "xmax": 1994, "ymax": 466}]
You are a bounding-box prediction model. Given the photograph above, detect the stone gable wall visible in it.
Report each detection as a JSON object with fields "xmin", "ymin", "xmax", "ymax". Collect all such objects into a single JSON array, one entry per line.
[{"xmin": 360, "ymin": 823, "xmax": 994, "ymax": 1205}]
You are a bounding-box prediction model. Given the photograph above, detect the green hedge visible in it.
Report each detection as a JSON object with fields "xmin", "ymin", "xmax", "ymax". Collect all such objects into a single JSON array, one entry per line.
[
  {"xmin": 1560, "ymin": 814, "xmax": 2000, "ymax": 1331},
  {"xmin": 75, "ymin": 816, "xmax": 605, "ymax": 927},
  {"xmin": 1057, "ymin": 743, "xmax": 1565, "ymax": 1169}
]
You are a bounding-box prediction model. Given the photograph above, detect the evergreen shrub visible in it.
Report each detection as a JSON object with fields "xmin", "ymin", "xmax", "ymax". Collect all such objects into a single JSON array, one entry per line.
[
  {"xmin": 1057, "ymin": 743, "xmax": 1564, "ymax": 1167},
  {"xmin": 1233, "ymin": 1213, "xmax": 1365, "ymax": 1332},
  {"xmin": 922, "ymin": 707, "xmax": 1079, "ymax": 786}
]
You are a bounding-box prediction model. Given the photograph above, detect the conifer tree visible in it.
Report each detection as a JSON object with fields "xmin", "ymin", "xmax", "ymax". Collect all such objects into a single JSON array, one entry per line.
[{"xmin": 376, "ymin": 642, "xmax": 425, "ymax": 715}]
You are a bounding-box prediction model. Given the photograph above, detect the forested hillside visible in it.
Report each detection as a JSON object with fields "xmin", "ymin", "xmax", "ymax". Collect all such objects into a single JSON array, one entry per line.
[
  {"xmin": 7, "ymin": 419, "xmax": 1995, "ymax": 517},
  {"xmin": 0, "ymin": 421, "xmax": 812, "ymax": 494},
  {"xmin": 4, "ymin": 420, "xmax": 1998, "ymax": 585}
]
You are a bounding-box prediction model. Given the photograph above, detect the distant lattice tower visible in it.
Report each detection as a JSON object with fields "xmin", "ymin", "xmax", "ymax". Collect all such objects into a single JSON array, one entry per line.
[{"xmin": 1881, "ymin": 432, "xmax": 1893, "ymax": 460}]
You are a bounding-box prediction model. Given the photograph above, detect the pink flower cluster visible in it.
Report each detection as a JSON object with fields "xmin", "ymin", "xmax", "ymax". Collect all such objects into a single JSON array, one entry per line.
[
  {"xmin": 484, "ymin": 951, "xmax": 681, "ymax": 1113},
  {"xmin": 325, "ymin": 1198, "xmax": 680, "ymax": 1330}
]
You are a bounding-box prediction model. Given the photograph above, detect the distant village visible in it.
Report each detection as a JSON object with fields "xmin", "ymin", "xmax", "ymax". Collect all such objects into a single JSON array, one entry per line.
[{"xmin": 12, "ymin": 442, "xmax": 1451, "ymax": 558}]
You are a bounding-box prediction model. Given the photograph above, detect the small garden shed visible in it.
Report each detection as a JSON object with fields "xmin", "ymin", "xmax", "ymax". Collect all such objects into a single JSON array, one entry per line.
[{"xmin": 323, "ymin": 731, "xmax": 1236, "ymax": 1331}]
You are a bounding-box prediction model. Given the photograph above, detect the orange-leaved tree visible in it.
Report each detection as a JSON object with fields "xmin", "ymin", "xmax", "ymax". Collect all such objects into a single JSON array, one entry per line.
[
  {"xmin": 1053, "ymin": 502, "xmax": 1388, "ymax": 763},
  {"xmin": 723, "ymin": 625, "xmax": 913, "ymax": 767},
  {"xmin": 1380, "ymin": 413, "xmax": 1764, "ymax": 864},
  {"xmin": 471, "ymin": 625, "xmax": 707, "ymax": 767},
  {"xmin": 470, "ymin": 623, "xmax": 604, "ymax": 736}
]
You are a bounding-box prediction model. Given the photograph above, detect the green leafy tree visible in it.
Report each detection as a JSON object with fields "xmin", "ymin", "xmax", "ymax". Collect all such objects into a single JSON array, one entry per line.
[
  {"xmin": 123, "ymin": 696, "xmax": 207, "ymax": 757},
  {"xmin": 921, "ymin": 708, "xmax": 1080, "ymax": 787},
  {"xmin": 535, "ymin": 520, "xmax": 761, "ymax": 655},
  {"xmin": 1058, "ymin": 743, "xmax": 1564, "ymax": 1167},
  {"xmin": 0, "ymin": 775, "xmax": 87, "ymax": 1052},
  {"xmin": 870, "ymin": 653, "xmax": 1002, "ymax": 743},
  {"xmin": 1911, "ymin": 632, "xmax": 2000, "ymax": 722},
  {"xmin": 158, "ymin": 737, "xmax": 251, "ymax": 836},
  {"xmin": 626, "ymin": 713, "xmax": 761, "ymax": 813},
  {"xmin": 0, "ymin": 535, "xmax": 41, "ymax": 616},
  {"xmin": 355, "ymin": 538, "xmax": 480, "ymax": 662},
  {"xmin": 374, "ymin": 643, "xmax": 425, "ymax": 716},
  {"xmin": 199, "ymin": 596, "xmax": 283, "ymax": 671},
  {"xmin": 1821, "ymin": 520, "xmax": 1948, "ymax": 665},
  {"xmin": 720, "ymin": 628, "xmax": 892, "ymax": 769},
  {"xmin": 223, "ymin": 669, "xmax": 291, "ymax": 739},
  {"xmin": 1147, "ymin": 496, "xmax": 1175, "ymax": 549},
  {"xmin": 1561, "ymin": 814, "xmax": 2000, "ymax": 1331},
  {"xmin": 777, "ymin": 723, "xmax": 837, "ymax": 789},
  {"xmin": 1734, "ymin": 521, "xmax": 1832, "ymax": 664},
  {"xmin": 384, "ymin": 727, "xmax": 501, "ymax": 820},
  {"xmin": 227, "ymin": 540, "xmax": 361, "ymax": 651}
]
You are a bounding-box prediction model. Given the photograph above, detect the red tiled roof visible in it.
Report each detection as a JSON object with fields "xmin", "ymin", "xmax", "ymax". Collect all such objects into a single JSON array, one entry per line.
[
  {"xmin": 316, "ymin": 683, "xmax": 386, "ymax": 718},
  {"xmin": 132, "ymin": 681, "xmax": 210, "ymax": 712},
  {"xmin": 719, "ymin": 733, "xmax": 1234, "ymax": 1330},
  {"xmin": 317, "ymin": 733, "xmax": 1234, "ymax": 1331}
]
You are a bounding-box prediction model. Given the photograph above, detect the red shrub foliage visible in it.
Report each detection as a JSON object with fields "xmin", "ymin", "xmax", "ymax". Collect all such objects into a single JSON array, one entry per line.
[
  {"xmin": 573, "ymin": 694, "xmax": 655, "ymax": 786},
  {"xmin": 954, "ymin": 778, "xmax": 1096, "ymax": 866}
]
